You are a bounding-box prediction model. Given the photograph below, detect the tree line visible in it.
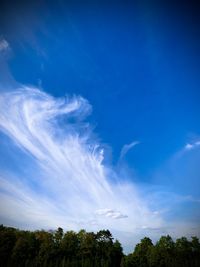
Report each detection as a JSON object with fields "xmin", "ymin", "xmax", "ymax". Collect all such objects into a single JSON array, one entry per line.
[
  {"xmin": 0, "ymin": 225, "xmax": 199, "ymax": 267},
  {"xmin": 123, "ymin": 235, "xmax": 200, "ymax": 267}
]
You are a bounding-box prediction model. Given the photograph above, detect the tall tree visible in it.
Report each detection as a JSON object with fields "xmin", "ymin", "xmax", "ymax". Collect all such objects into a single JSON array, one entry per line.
[
  {"xmin": 0, "ymin": 225, "xmax": 17, "ymax": 267},
  {"xmin": 149, "ymin": 235, "xmax": 175, "ymax": 267},
  {"xmin": 133, "ymin": 237, "xmax": 153, "ymax": 267}
]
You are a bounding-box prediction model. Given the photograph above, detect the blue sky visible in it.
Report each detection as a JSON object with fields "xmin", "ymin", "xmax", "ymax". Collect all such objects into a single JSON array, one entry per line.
[{"xmin": 0, "ymin": 0, "xmax": 200, "ymax": 252}]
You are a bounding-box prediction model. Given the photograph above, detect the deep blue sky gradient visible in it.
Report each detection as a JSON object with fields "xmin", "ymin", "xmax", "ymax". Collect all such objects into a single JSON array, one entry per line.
[{"xmin": 0, "ymin": 0, "xmax": 200, "ymax": 198}]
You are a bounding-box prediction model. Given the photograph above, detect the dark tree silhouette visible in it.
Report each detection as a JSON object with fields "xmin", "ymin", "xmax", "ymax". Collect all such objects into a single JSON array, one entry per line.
[{"xmin": 0, "ymin": 225, "xmax": 200, "ymax": 267}]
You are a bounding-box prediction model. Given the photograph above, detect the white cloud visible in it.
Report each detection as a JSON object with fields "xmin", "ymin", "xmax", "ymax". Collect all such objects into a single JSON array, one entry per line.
[
  {"xmin": 6, "ymin": 87, "xmax": 199, "ymax": 253},
  {"xmin": 185, "ymin": 140, "xmax": 200, "ymax": 151},
  {"xmin": 0, "ymin": 87, "xmax": 162, "ymax": 239},
  {"xmin": 120, "ymin": 141, "xmax": 140, "ymax": 160},
  {"xmin": 0, "ymin": 87, "xmax": 199, "ymax": 252},
  {"xmin": 1, "ymin": 86, "xmax": 199, "ymax": 253},
  {"xmin": 95, "ymin": 209, "xmax": 128, "ymax": 219},
  {"xmin": 0, "ymin": 39, "xmax": 9, "ymax": 52}
]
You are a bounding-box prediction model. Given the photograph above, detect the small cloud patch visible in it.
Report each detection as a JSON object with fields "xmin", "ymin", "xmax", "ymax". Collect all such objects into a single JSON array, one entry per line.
[
  {"xmin": 185, "ymin": 140, "xmax": 200, "ymax": 151},
  {"xmin": 95, "ymin": 208, "xmax": 128, "ymax": 219},
  {"xmin": 0, "ymin": 38, "xmax": 9, "ymax": 52}
]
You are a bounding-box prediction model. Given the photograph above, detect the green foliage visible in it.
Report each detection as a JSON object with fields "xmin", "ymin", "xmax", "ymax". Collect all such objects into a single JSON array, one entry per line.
[
  {"xmin": 0, "ymin": 225, "xmax": 17, "ymax": 266},
  {"xmin": 0, "ymin": 225, "xmax": 200, "ymax": 267},
  {"xmin": 133, "ymin": 237, "xmax": 153, "ymax": 267},
  {"xmin": 0, "ymin": 226, "xmax": 122, "ymax": 267},
  {"xmin": 123, "ymin": 234, "xmax": 200, "ymax": 267}
]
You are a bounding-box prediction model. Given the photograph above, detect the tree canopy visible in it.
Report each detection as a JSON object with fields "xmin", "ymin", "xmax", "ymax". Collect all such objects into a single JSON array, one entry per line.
[{"xmin": 0, "ymin": 225, "xmax": 199, "ymax": 267}]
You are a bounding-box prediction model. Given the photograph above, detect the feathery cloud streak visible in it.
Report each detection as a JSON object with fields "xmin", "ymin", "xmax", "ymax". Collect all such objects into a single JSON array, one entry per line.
[
  {"xmin": 0, "ymin": 39, "xmax": 9, "ymax": 52},
  {"xmin": 0, "ymin": 87, "xmax": 162, "ymax": 234},
  {"xmin": 120, "ymin": 141, "xmax": 140, "ymax": 160}
]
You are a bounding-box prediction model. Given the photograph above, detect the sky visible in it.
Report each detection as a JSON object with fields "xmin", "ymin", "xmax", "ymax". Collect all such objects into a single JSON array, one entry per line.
[{"xmin": 0, "ymin": 0, "xmax": 200, "ymax": 253}]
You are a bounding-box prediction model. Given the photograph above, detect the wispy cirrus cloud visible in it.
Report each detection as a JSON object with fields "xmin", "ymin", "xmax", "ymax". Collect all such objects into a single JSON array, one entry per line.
[
  {"xmin": 120, "ymin": 141, "xmax": 140, "ymax": 160},
  {"xmin": 0, "ymin": 87, "xmax": 162, "ymax": 237},
  {"xmin": 1, "ymin": 86, "xmax": 200, "ymax": 252},
  {"xmin": 0, "ymin": 38, "xmax": 9, "ymax": 52}
]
